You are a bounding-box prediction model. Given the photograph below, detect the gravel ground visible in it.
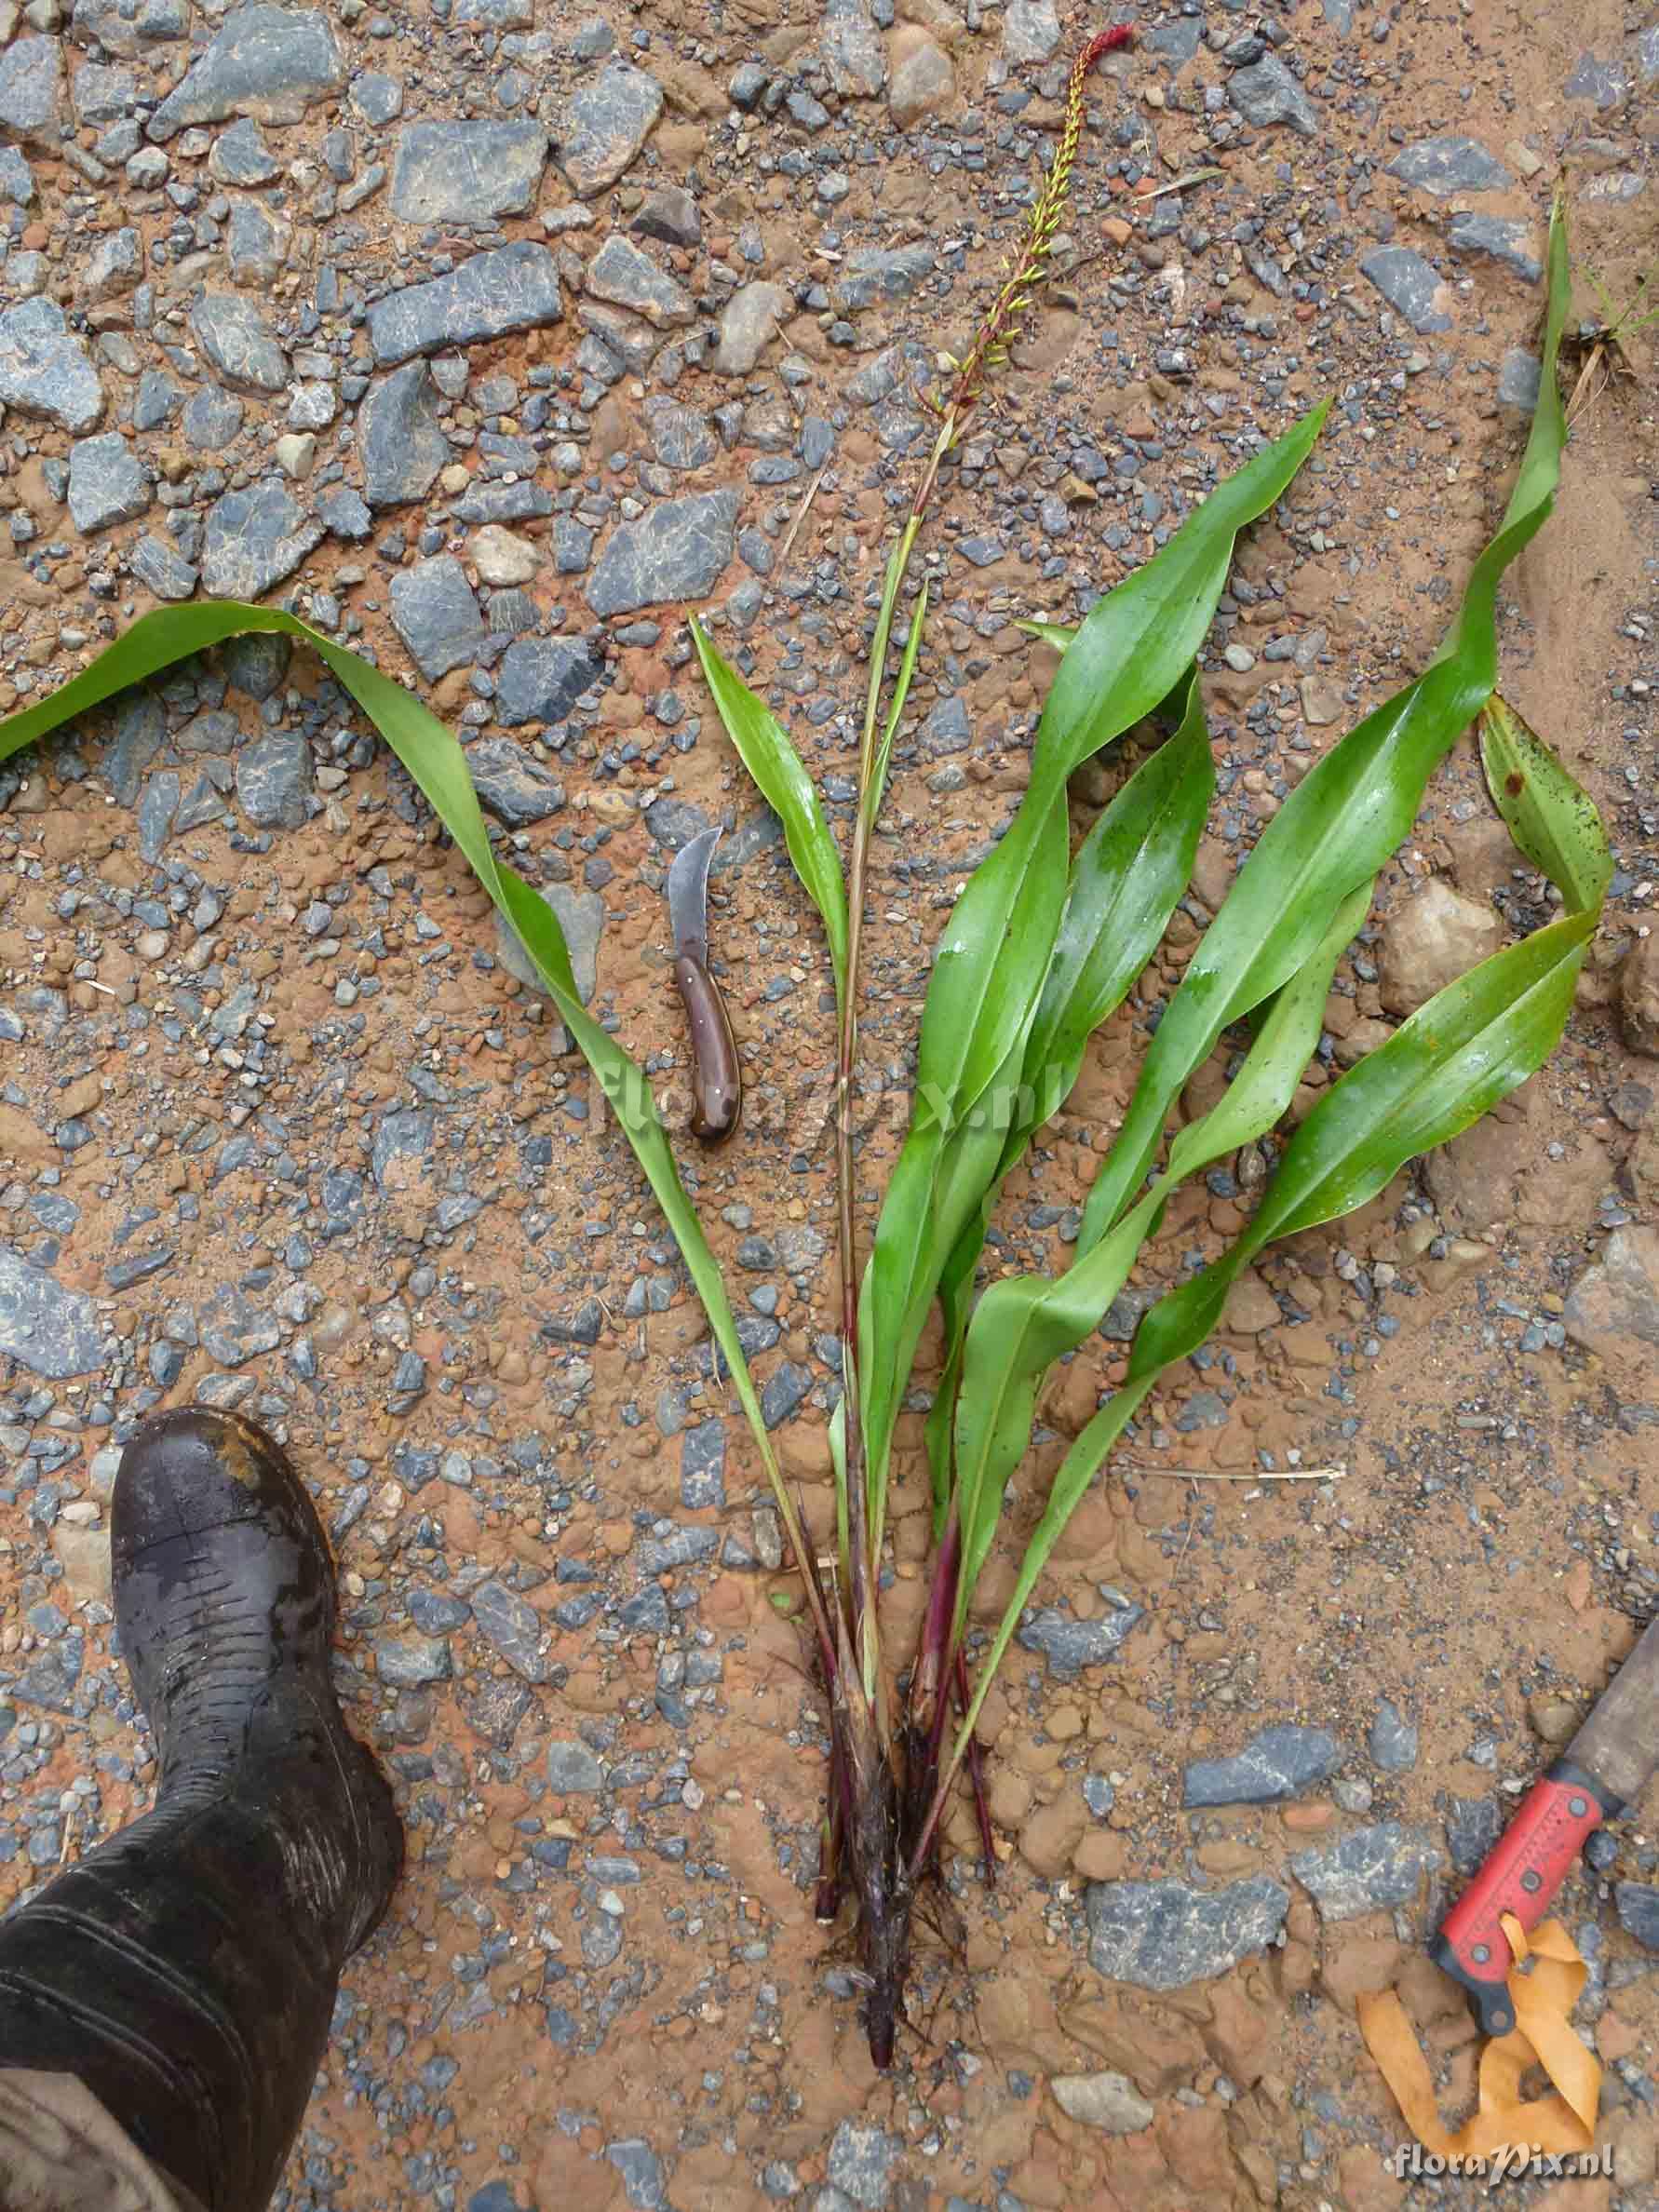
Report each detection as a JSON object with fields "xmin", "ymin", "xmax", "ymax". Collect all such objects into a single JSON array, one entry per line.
[{"xmin": 1, "ymin": 1, "xmax": 1657, "ymax": 2207}]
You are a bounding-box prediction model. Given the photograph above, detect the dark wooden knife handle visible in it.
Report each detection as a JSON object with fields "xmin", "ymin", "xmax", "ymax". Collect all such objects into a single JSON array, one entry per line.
[
  {"xmin": 1432, "ymin": 1758, "xmax": 1622, "ymax": 2036},
  {"xmin": 674, "ymin": 951, "xmax": 742, "ymax": 1144}
]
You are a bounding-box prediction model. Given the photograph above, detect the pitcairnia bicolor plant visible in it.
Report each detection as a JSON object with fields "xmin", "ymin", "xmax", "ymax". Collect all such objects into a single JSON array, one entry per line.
[{"xmin": 0, "ymin": 60, "xmax": 1600, "ymax": 2056}]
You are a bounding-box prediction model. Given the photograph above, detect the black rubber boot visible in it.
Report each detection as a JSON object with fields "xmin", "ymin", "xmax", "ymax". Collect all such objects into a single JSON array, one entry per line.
[{"xmin": 0, "ymin": 1409, "xmax": 403, "ymax": 2211}]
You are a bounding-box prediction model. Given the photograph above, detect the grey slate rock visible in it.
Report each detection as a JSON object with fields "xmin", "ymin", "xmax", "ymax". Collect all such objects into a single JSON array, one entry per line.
[
  {"xmin": 0, "ymin": 146, "xmax": 34, "ymax": 206},
  {"xmin": 374, "ymin": 1633, "xmax": 451, "ymax": 1687},
  {"xmin": 470, "ymin": 1580, "xmax": 546, "ymax": 1681},
  {"xmin": 1614, "ymin": 1882, "xmax": 1659, "ymax": 1951},
  {"xmin": 1563, "ymin": 52, "xmax": 1626, "ymax": 110},
  {"xmin": 1321, "ymin": 0, "xmax": 1355, "ymax": 26},
  {"xmin": 1446, "ymin": 1794, "xmax": 1504, "ymax": 1876},
  {"xmin": 83, "ymin": 226, "xmax": 142, "ymax": 301},
  {"xmin": 133, "ymin": 369, "xmax": 182, "ymax": 429},
  {"xmin": 148, "ymin": 7, "xmax": 346, "ymax": 141},
  {"xmin": 827, "ymin": 2123, "xmax": 898, "ymax": 2211},
  {"xmin": 714, "ymin": 281, "xmax": 791, "ymax": 375},
  {"xmin": 1368, "ymin": 1698, "xmax": 1419, "ymax": 1773},
  {"xmin": 0, "ymin": 35, "xmax": 64, "ymax": 145},
  {"xmin": 0, "ymin": 1247, "xmax": 106, "ymax": 1379},
  {"xmin": 209, "ymin": 115, "xmax": 280, "ymax": 184},
  {"xmin": 821, "ymin": 0, "xmax": 885, "ymax": 98},
  {"xmin": 1183, "ymin": 1723, "xmax": 1342, "ymax": 1808},
  {"xmin": 605, "ymin": 2140, "xmax": 667, "ymax": 2212},
  {"xmin": 633, "ymin": 183, "xmax": 699, "ymax": 248},
  {"xmin": 389, "ymin": 120, "xmax": 548, "ymax": 223},
  {"xmin": 137, "ymin": 769, "xmax": 180, "ymax": 861},
  {"xmin": 225, "ymin": 199, "xmax": 288, "ymax": 286},
  {"xmin": 183, "ymin": 387, "xmax": 244, "ymax": 449},
  {"xmin": 223, "ymin": 630, "xmax": 290, "ymax": 700},
  {"xmin": 1289, "ymin": 1821, "xmax": 1444, "ymax": 1920},
  {"xmin": 761, "ymin": 1361, "xmax": 813, "ymax": 1427},
  {"xmin": 319, "ymin": 484, "xmax": 372, "ymax": 539},
  {"xmin": 390, "ymin": 556, "xmax": 486, "ymax": 679},
  {"xmin": 235, "ymin": 732, "xmax": 311, "ymax": 829},
  {"xmin": 358, "ymin": 361, "xmax": 447, "ymax": 508},
  {"xmin": 190, "ymin": 292, "xmax": 288, "ymax": 392},
  {"xmin": 587, "ymin": 234, "xmax": 694, "ymax": 329},
  {"xmin": 1086, "ymin": 1874, "xmax": 1290, "ymax": 1990},
  {"xmin": 643, "ymin": 397, "xmax": 715, "ymax": 471},
  {"xmin": 546, "ymin": 1739, "xmax": 605, "ymax": 1792},
  {"xmin": 465, "ymin": 738, "xmax": 566, "ymax": 827},
  {"xmin": 585, "ymin": 489, "xmax": 739, "ymax": 616},
  {"xmin": 0, "ymin": 300, "xmax": 104, "ymax": 434},
  {"xmin": 1447, "ymin": 212, "xmax": 1542, "ymax": 284},
  {"xmin": 495, "ymin": 883, "xmax": 603, "ymax": 1005},
  {"xmin": 1359, "ymin": 246, "xmax": 1453, "ymax": 332},
  {"xmin": 72, "ymin": 0, "xmax": 189, "ymax": 54},
  {"xmin": 1497, "ymin": 348, "xmax": 1542, "ymax": 411},
  {"xmin": 1002, "ymin": 0, "xmax": 1059, "ymax": 63},
  {"xmin": 367, "ymin": 240, "xmax": 563, "ymax": 366},
  {"xmin": 1385, "ymin": 134, "xmax": 1512, "ymax": 196},
  {"xmin": 495, "ymin": 635, "xmax": 605, "ymax": 726},
  {"xmin": 201, "ymin": 483, "xmax": 323, "ymax": 598},
  {"xmin": 129, "ymin": 535, "xmax": 198, "ymax": 600},
  {"xmin": 1017, "ymin": 1603, "xmax": 1142, "ymax": 1675},
  {"xmin": 104, "ymin": 695, "xmax": 165, "ymax": 804},
  {"xmin": 68, "ymin": 433, "xmax": 150, "ymax": 534},
  {"xmin": 680, "ymin": 1420, "xmax": 726, "ymax": 1509},
  {"xmin": 349, "ymin": 71, "xmax": 404, "ymax": 125},
  {"xmin": 557, "ymin": 61, "xmax": 663, "ymax": 196},
  {"xmin": 832, "ymin": 246, "xmax": 933, "ymax": 312},
  {"xmin": 1227, "ymin": 54, "xmax": 1319, "ymax": 136}
]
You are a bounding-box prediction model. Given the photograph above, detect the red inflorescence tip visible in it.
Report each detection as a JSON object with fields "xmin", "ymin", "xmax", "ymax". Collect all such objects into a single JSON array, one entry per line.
[{"xmin": 1080, "ymin": 24, "xmax": 1135, "ymax": 68}]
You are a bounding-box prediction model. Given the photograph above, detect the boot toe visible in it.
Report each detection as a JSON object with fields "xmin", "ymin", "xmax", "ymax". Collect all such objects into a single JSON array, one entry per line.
[{"xmin": 113, "ymin": 1408, "xmax": 327, "ymax": 1569}]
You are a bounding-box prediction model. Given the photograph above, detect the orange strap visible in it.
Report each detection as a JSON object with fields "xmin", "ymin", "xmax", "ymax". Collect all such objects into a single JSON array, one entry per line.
[{"xmin": 1356, "ymin": 1916, "xmax": 1600, "ymax": 2160}]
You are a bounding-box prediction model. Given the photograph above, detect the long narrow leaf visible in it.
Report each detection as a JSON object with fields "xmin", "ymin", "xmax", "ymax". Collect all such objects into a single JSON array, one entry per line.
[
  {"xmin": 1480, "ymin": 695, "xmax": 1612, "ymax": 916},
  {"xmin": 690, "ymin": 618, "xmax": 850, "ymax": 1007},
  {"xmin": 0, "ymin": 602, "xmax": 840, "ymax": 1666},
  {"xmin": 1078, "ymin": 199, "xmax": 1571, "ymax": 1251},
  {"xmin": 861, "ymin": 408, "xmax": 1329, "ymax": 1513}
]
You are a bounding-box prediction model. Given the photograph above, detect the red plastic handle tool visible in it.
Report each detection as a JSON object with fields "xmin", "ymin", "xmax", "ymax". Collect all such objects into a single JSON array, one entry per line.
[{"xmin": 1432, "ymin": 1760, "xmax": 1618, "ymax": 2037}]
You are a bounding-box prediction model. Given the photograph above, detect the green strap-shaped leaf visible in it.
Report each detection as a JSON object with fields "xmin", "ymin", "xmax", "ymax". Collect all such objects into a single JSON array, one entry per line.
[
  {"xmin": 861, "ymin": 407, "xmax": 1329, "ymax": 1516},
  {"xmin": 921, "ymin": 668, "xmax": 1214, "ymax": 1519},
  {"xmin": 947, "ymin": 879, "xmax": 1369, "ymax": 1635},
  {"xmin": 1078, "ymin": 199, "xmax": 1571, "ymax": 1252},
  {"xmin": 0, "ymin": 602, "xmax": 839, "ymax": 1666},
  {"xmin": 690, "ymin": 618, "xmax": 849, "ymax": 1008},
  {"xmin": 1480, "ymin": 695, "xmax": 1612, "ymax": 917}
]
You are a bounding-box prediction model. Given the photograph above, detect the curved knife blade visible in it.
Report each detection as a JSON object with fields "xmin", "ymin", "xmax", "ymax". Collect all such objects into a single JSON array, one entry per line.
[{"xmin": 667, "ymin": 825, "xmax": 721, "ymax": 966}]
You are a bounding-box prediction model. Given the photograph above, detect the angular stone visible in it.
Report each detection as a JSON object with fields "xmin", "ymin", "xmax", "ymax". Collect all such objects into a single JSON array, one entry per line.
[
  {"xmin": 223, "ymin": 632, "xmax": 290, "ymax": 699},
  {"xmin": 1563, "ymin": 52, "xmax": 1626, "ymax": 111},
  {"xmin": 643, "ymin": 396, "xmax": 716, "ymax": 470},
  {"xmin": 390, "ymin": 555, "xmax": 486, "ymax": 679},
  {"xmin": 1289, "ymin": 1822, "xmax": 1443, "ymax": 1921},
  {"xmin": 1003, "ymin": 0, "xmax": 1059, "ymax": 63},
  {"xmin": 235, "ymin": 731, "xmax": 311, "ymax": 829},
  {"xmin": 1359, "ymin": 246, "xmax": 1454, "ymax": 334},
  {"xmin": 831, "ymin": 245, "xmax": 934, "ymax": 312},
  {"xmin": 827, "ymin": 2122, "xmax": 898, "ymax": 2211},
  {"xmin": 72, "ymin": 0, "xmax": 189, "ymax": 54},
  {"xmin": 1182, "ymin": 1723, "xmax": 1342, "ymax": 1808},
  {"xmin": 366, "ymin": 239, "xmax": 562, "ymax": 366},
  {"xmin": 1563, "ymin": 1227, "xmax": 1659, "ymax": 1361},
  {"xmin": 0, "ymin": 1246, "xmax": 106, "ymax": 1379},
  {"xmin": 680, "ymin": 1420, "xmax": 725, "ymax": 1509},
  {"xmin": 469, "ymin": 1580, "xmax": 547, "ymax": 1681},
  {"xmin": 129, "ymin": 533, "xmax": 198, "ymax": 600},
  {"xmin": 148, "ymin": 7, "xmax": 346, "ymax": 141},
  {"xmin": 190, "ymin": 291, "xmax": 289, "ymax": 391},
  {"xmin": 1368, "ymin": 1698, "xmax": 1419, "ymax": 1773},
  {"xmin": 822, "ymin": 0, "xmax": 885, "ymax": 97},
  {"xmin": 496, "ymin": 884, "xmax": 603, "ymax": 1005},
  {"xmin": 1086, "ymin": 1876, "xmax": 1290, "ymax": 1991},
  {"xmin": 585, "ymin": 488, "xmax": 739, "ymax": 617},
  {"xmin": 0, "ymin": 34, "xmax": 63, "ymax": 145},
  {"xmin": 183, "ymin": 387, "xmax": 244, "ymax": 449},
  {"xmin": 1017, "ymin": 1604, "xmax": 1142, "ymax": 1674},
  {"xmin": 74, "ymin": 61, "xmax": 136, "ymax": 123},
  {"xmin": 389, "ymin": 119, "xmax": 548, "ymax": 224},
  {"xmin": 546, "ymin": 1739, "xmax": 605, "ymax": 1793},
  {"xmin": 0, "ymin": 299, "xmax": 103, "ymax": 433},
  {"xmin": 1614, "ymin": 1882, "xmax": 1659, "ymax": 1951},
  {"xmin": 632, "ymin": 183, "xmax": 699, "ymax": 248},
  {"xmin": 464, "ymin": 737, "xmax": 566, "ymax": 827},
  {"xmin": 1049, "ymin": 2072, "xmax": 1155, "ymax": 2135},
  {"xmin": 1379, "ymin": 880, "xmax": 1503, "ymax": 1014},
  {"xmin": 470, "ymin": 524, "xmax": 541, "ymax": 586},
  {"xmin": 888, "ymin": 27, "xmax": 953, "ymax": 127},
  {"xmin": 0, "ymin": 145, "xmax": 34, "ymax": 205},
  {"xmin": 1228, "ymin": 54, "xmax": 1319, "ymax": 137},
  {"xmin": 1447, "ymin": 211, "xmax": 1543, "ymax": 284},
  {"xmin": 586, "ymin": 234, "xmax": 694, "ymax": 329},
  {"xmin": 556, "ymin": 61, "xmax": 662, "ymax": 196},
  {"xmin": 1497, "ymin": 348, "xmax": 1542, "ymax": 411},
  {"xmin": 714, "ymin": 281, "xmax": 791, "ymax": 375},
  {"xmin": 82, "ymin": 226, "xmax": 142, "ymax": 302},
  {"xmin": 208, "ymin": 115, "xmax": 279, "ymax": 186},
  {"xmin": 358, "ymin": 361, "xmax": 447, "ymax": 508},
  {"xmin": 224, "ymin": 197, "xmax": 290, "ymax": 287},
  {"xmin": 1446, "ymin": 1794, "xmax": 1504, "ymax": 1876},
  {"xmin": 201, "ymin": 483, "xmax": 323, "ymax": 598},
  {"xmin": 452, "ymin": 0, "xmax": 533, "ymax": 20},
  {"xmin": 495, "ymin": 634, "xmax": 605, "ymax": 726},
  {"xmin": 68, "ymin": 433, "xmax": 150, "ymax": 534},
  {"xmin": 1385, "ymin": 135, "xmax": 1513, "ymax": 196}
]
